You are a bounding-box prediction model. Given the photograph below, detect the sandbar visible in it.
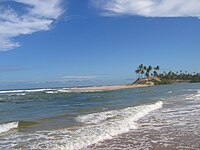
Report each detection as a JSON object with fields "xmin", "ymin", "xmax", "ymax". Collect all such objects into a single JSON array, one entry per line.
[{"xmin": 67, "ymin": 84, "xmax": 150, "ymax": 92}]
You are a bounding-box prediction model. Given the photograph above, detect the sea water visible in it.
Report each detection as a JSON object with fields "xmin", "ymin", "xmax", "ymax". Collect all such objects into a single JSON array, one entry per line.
[{"xmin": 0, "ymin": 83, "xmax": 200, "ymax": 149}]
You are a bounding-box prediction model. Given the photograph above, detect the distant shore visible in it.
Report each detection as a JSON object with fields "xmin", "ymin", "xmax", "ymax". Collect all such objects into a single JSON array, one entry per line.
[{"xmin": 67, "ymin": 84, "xmax": 150, "ymax": 92}]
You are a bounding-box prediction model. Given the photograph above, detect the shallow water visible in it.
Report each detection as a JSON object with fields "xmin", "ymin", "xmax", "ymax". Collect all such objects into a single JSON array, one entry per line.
[{"xmin": 0, "ymin": 83, "xmax": 200, "ymax": 149}]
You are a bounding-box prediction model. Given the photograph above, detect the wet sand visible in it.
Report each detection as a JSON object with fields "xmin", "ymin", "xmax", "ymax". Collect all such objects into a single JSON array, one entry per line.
[{"xmin": 86, "ymin": 92, "xmax": 200, "ymax": 150}]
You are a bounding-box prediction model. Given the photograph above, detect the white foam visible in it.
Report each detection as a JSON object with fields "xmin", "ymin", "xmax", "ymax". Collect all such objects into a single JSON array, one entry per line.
[
  {"xmin": 56, "ymin": 101, "xmax": 161, "ymax": 149},
  {"xmin": 59, "ymin": 101, "xmax": 163, "ymax": 150},
  {"xmin": 185, "ymin": 90, "xmax": 200, "ymax": 100},
  {"xmin": 11, "ymin": 93, "xmax": 26, "ymax": 96},
  {"xmin": 23, "ymin": 89, "xmax": 52, "ymax": 93},
  {"xmin": 0, "ymin": 90, "xmax": 24, "ymax": 94},
  {"xmin": 0, "ymin": 101, "xmax": 163, "ymax": 150},
  {"xmin": 76, "ymin": 101, "xmax": 163, "ymax": 125},
  {"xmin": 45, "ymin": 91, "xmax": 56, "ymax": 94},
  {"xmin": 0, "ymin": 122, "xmax": 19, "ymax": 134},
  {"xmin": 45, "ymin": 89, "xmax": 71, "ymax": 94},
  {"xmin": 57, "ymin": 89, "xmax": 71, "ymax": 93},
  {"xmin": 0, "ymin": 89, "xmax": 53, "ymax": 94}
]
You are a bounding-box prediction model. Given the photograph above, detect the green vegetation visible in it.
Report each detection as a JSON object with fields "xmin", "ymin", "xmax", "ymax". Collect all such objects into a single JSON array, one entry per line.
[
  {"xmin": 134, "ymin": 64, "xmax": 200, "ymax": 85},
  {"xmin": 159, "ymin": 71, "xmax": 200, "ymax": 83},
  {"xmin": 135, "ymin": 64, "xmax": 160, "ymax": 78}
]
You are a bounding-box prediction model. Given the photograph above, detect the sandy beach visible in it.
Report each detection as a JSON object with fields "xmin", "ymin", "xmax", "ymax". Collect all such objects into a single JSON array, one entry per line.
[{"xmin": 68, "ymin": 84, "xmax": 150, "ymax": 92}]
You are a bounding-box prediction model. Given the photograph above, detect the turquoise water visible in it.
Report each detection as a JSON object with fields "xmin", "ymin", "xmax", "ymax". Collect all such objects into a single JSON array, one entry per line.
[{"xmin": 0, "ymin": 83, "xmax": 200, "ymax": 149}]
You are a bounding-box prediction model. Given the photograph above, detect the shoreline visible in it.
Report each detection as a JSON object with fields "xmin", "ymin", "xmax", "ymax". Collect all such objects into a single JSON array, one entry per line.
[
  {"xmin": 66, "ymin": 84, "xmax": 151, "ymax": 92},
  {"xmin": 0, "ymin": 83, "xmax": 151, "ymax": 94}
]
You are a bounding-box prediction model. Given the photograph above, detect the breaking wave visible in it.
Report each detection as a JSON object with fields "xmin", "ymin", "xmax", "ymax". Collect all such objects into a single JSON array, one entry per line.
[
  {"xmin": 76, "ymin": 101, "xmax": 163, "ymax": 125},
  {"xmin": 0, "ymin": 122, "xmax": 19, "ymax": 134},
  {"xmin": 185, "ymin": 90, "xmax": 200, "ymax": 100},
  {"xmin": 0, "ymin": 88, "xmax": 72, "ymax": 95},
  {"xmin": 0, "ymin": 89, "xmax": 53, "ymax": 94},
  {"xmin": 0, "ymin": 101, "xmax": 163, "ymax": 150}
]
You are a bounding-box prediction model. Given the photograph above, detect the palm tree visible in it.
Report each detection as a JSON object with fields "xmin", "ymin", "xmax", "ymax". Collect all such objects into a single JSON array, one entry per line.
[
  {"xmin": 139, "ymin": 64, "xmax": 144, "ymax": 70},
  {"xmin": 153, "ymin": 71, "xmax": 158, "ymax": 77},
  {"xmin": 135, "ymin": 69, "xmax": 140, "ymax": 78},
  {"xmin": 144, "ymin": 66, "xmax": 147, "ymax": 71},
  {"xmin": 146, "ymin": 71, "xmax": 150, "ymax": 77},
  {"xmin": 146, "ymin": 65, "xmax": 153, "ymax": 77},
  {"xmin": 137, "ymin": 64, "xmax": 145, "ymax": 78},
  {"xmin": 141, "ymin": 69, "xmax": 145, "ymax": 78},
  {"xmin": 148, "ymin": 65, "xmax": 153, "ymax": 71},
  {"xmin": 154, "ymin": 65, "xmax": 160, "ymax": 77},
  {"xmin": 154, "ymin": 65, "xmax": 160, "ymax": 71}
]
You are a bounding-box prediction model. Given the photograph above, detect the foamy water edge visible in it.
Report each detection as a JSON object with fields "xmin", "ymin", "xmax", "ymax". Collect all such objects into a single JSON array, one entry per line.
[
  {"xmin": 0, "ymin": 101, "xmax": 163, "ymax": 150},
  {"xmin": 0, "ymin": 122, "xmax": 19, "ymax": 134}
]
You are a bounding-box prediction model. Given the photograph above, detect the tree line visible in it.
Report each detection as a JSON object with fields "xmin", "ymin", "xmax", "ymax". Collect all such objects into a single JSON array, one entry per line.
[
  {"xmin": 135, "ymin": 64, "xmax": 200, "ymax": 83},
  {"xmin": 159, "ymin": 71, "xmax": 200, "ymax": 82}
]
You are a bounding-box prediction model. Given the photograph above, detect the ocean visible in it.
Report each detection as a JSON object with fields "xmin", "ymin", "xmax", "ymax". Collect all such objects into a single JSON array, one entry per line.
[{"xmin": 0, "ymin": 83, "xmax": 200, "ymax": 149}]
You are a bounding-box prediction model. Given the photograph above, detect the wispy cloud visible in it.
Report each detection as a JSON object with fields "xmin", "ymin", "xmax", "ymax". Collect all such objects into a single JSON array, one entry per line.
[
  {"xmin": 0, "ymin": 0, "xmax": 64, "ymax": 51},
  {"xmin": 61, "ymin": 75, "xmax": 97, "ymax": 80},
  {"xmin": 91, "ymin": 0, "xmax": 200, "ymax": 18}
]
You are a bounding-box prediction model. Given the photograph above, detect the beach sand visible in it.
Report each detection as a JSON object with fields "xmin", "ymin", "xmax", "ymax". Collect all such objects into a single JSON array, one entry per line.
[{"xmin": 67, "ymin": 84, "xmax": 150, "ymax": 92}]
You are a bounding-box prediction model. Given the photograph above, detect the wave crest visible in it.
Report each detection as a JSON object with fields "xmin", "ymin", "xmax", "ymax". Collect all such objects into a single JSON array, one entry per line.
[
  {"xmin": 0, "ymin": 122, "xmax": 19, "ymax": 134},
  {"xmin": 0, "ymin": 101, "xmax": 163, "ymax": 150},
  {"xmin": 76, "ymin": 101, "xmax": 163, "ymax": 124}
]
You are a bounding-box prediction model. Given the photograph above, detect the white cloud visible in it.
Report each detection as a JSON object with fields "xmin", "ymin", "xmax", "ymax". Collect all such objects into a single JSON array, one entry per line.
[
  {"xmin": 0, "ymin": 0, "xmax": 64, "ymax": 51},
  {"xmin": 92, "ymin": 0, "xmax": 200, "ymax": 18}
]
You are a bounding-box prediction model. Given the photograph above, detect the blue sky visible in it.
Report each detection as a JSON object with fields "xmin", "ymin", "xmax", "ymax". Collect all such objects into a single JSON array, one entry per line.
[{"xmin": 0, "ymin": 0, "xmax": 200, "ymax": 89}]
